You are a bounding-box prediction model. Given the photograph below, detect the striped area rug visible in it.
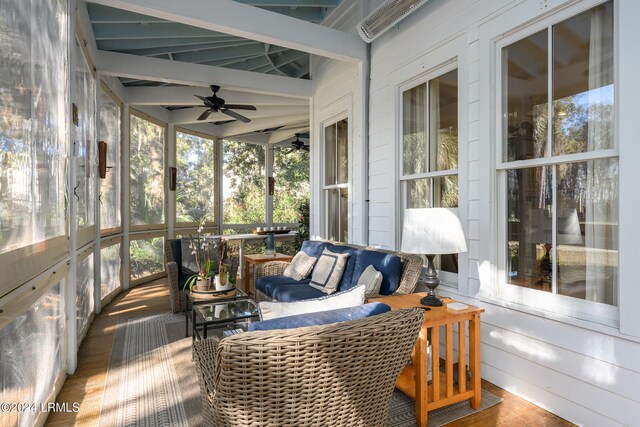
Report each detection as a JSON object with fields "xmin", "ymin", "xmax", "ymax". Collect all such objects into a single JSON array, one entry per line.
[{"xmin": 100, "ymin": 313, "xmax": 501, "ymax": 427}]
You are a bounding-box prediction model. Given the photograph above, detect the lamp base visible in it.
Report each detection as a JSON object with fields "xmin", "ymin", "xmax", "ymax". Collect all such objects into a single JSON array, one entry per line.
[{"xmin": 420, "ymin": 293, "xmax": 444, "ymax": 307}]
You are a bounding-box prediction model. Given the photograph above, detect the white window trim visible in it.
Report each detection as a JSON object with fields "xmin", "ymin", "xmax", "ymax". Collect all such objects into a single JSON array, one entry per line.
[
  {"xmin": 391, "ymin": 34, "xmax": 469, "ymax": 293},
  {"xmin": 321, "ymin": 113, "xmax": 350, "ymax": 242},
  {"xmin": 478, "ymin": 0, "xmax": 620, "ymax": 328}
]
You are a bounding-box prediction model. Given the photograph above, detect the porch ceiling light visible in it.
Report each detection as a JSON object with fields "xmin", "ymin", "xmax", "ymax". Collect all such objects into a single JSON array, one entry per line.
[{"xmin": 357, "ymin": 0, "xmax": 430, "ymax": 43}]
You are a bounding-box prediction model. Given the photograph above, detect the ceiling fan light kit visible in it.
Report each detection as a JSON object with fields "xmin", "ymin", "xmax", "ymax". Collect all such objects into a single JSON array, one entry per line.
[
  {"xmin": 358, "ymin": 0, "xmax": 430, "ymax": 43},
  {"xmin": 194, "ymin": 85, "xmax": 257, "ymax": 123}
]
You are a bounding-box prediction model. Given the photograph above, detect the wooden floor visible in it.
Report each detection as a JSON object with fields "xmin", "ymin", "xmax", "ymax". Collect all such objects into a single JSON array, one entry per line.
[{"xmin": 46, "ymin": 278, "xmax": 573, "ymax": 427}]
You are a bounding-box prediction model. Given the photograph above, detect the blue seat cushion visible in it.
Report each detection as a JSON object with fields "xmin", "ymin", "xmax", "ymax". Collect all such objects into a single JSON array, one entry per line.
[
  {"xmin": 256, "ymin": 275, "xmax": 311, "ymax": 297},
  {"xmin": 353, "ymin": 250, "xmax": 403, "ymax": 295},
  {"xmin": 326, "ymin": 245, "xmax": 360, "ymax": 292},
  {"xmin": 271, "ymin": 283, "xmax": 327, "ymax": 302},
  {"xmin": 248, "ymin": 302, "xmax": 391, "ymax": 331},
  {"xmin": 300, "ymin": 240, "xmax": 332, "ymax": 258}
]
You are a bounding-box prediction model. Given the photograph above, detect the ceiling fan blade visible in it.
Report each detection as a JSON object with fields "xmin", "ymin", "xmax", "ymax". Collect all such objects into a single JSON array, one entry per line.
[
  {"xmin": 302, "ymin": 146, "xmax": 310, "ymax": 151},
  {"xmin": 197, "ymin": 109, "xmax": 213, "ymax": 121},
  {"xmin": 194, "ymin": 95, "xmax": 214, "ymax": 108},
  {"xmin": 221, "ymin": 109, "xmax": 250, "ymax": 123},
  {"xmin": 223, "ymin": 104, "xmax": 257, "ymax": 111},
  {"xmin": 284, "ymin": 148, "xmax": 296, "ymax": 154}
]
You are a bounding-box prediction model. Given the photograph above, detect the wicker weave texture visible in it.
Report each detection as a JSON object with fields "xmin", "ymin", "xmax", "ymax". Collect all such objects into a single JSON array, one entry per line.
[
  {"xmin": 166, "ymin": 261, "xmax": 186, "ymax": 313},
  {"xmin": 192, "ymin": 308, "xmax": 424, "ymax": 427}
]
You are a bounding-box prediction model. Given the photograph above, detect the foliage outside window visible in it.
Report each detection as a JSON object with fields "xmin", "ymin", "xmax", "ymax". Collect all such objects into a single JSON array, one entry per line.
[
  {"xmin": 324, "ymin": 119, "xmax": 348, "ymax": 242},
  {"xmin": 273, "ymin": 146, "xmax": 310, "ymax": 224},
  {"xmin": 99, "ymin": 88, "xmax": 121, "ymax": 232},
  {"xmin": 129, "ymin": 114, "xmax": 165, "ymax": 226},
  {"xmin": 401, "ymin": 69, "xmax": 459, "ymax": 274},
  {"xmin": 0, "ymin": 0, "xmax": 68, "ymax": 254},
  {"xmin": 501, "ymin": 2, "xmax": 617, "ymax": 306},
  {"xmin": 176, "ymin": 131, "xmax": 216, "ymax": 224},
  {"xmin": 130, "ymin": 237, "xmax": 164, "ymax": 281},
  {"xmin": 222, "ymin": 140, "xmax": 265, "ymax": 227}
]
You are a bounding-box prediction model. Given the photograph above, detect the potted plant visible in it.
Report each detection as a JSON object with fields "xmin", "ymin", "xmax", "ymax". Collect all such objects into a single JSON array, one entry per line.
[
  {"xmin": 184, "ymin": 217, "xmax": 216, "ymax": 291},
  {"xmin": 214, "ymin": 239, "xmax": 233, "ymax": 291}
]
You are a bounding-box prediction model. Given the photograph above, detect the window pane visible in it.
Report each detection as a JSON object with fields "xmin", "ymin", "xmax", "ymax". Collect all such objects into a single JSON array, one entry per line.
[
  {"xmin": 406, "ymin": 178, "xmax": 431, "ymax": 208},
  {"xmin": 403, "ymin": 83, "xmax": 426, "ymax": 175},
  {"xmin": 324, "ymin": 123, "xmax": 336, "ymax": 185},
  {"xmin": 337, "ymin": 119, "xmax": 349, "ymax": 184},
  {"xmin": 434, "ymin": 175, "xmax": 458, "ymax": 208},
  {"xmin": 553, "ymin": 2, "xmax": 614, "ymax": 155},
  {"xmin": 99, "ymin": 90, "xmax": 121, "ymax": 230},
  {"xmin": 557, "ymin": 159, "xmax": 618, "ymax": 305},
  {"xmin": 0, "ymin": 282, "xmax": 65, "ymax": 427},
  {"xmin": 273, "ymin": 146, "xmax": 309, "ymax": 223},
  {"xmin": 223, "ymin": 140, "xmax": 265, "ymax": 224},
  {"xmin": 101, "ymin": 243, "xmax": 121, "ymax": 299},
  {"xmin": 76, "ymin": 254, "xmax": 94, "ymax": 337},
  {"xmin": 327, "ymin": 188, "xmax": 348, "ymax": 242},
  {"xmin": 130, "ymin": 237, "xmax": 164, "ymax": 281},
  {"xmin": 430, "ymin": 70, "xmax": 458, "ymax": 171},
  {"xmin": 0, "ymin": 0, "xmax": 68, "ymax": 253},
  {"xmin": 503, "ymin": 30, "xmax": 548, "ymax": 162},
  {"xmin": 130, "ymin": 115, "xmax": 165, "ymax": 225},
  {"xmin": 176, "ymin": 132, "xmax": 215, "ymax": 223},
  {"xmin": 506, "ymin": 166, "xmax": 553, "ymax": 290},
  {"xmin": 74, "ymin": 40, "xmax": 96, "ymax": 229}
]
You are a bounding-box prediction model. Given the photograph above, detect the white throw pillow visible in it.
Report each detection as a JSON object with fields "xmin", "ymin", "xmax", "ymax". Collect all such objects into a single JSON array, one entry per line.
[
  {"xmin": 357, "ymin": 265, "xmax": 383, "ymax": 296},
  {"xmin": 283, "ymin": 251, "xmax": 317, "ymax": 280},
  {"xmin": 259, "ymin": 285, "xmax": 366, "ymax": 321},
  {"xmin": 309, "ymin": 248, "xmax": 350, "ymax": 294}
]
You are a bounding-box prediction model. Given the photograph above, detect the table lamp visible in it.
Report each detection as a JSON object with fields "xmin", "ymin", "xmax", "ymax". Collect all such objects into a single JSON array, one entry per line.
[{"xmin": 401, "ymin": 208, "xmax": 468, "ymax": 306}]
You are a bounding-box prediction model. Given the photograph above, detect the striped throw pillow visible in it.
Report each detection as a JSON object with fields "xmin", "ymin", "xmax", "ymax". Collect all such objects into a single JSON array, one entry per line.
[
  {"xmin": 357, "ymin": 265, "xmax": 383, "ymax": 296},
  {"xmin": 283, "ymin": 251, "xmax": 317, "ymax": 281}
]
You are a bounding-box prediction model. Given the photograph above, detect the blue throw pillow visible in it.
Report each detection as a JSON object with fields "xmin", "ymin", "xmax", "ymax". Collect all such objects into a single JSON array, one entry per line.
[
  {"xmin": 300, "ymin": 240, "xmax": 332, "ymax": 258},
  {"xmin": 248, "ymin": 302, "xmax": 391, "ymax": 331},
  {"xmin": 353, "ymin": 250, "xmax": 403, "ymax": 295}
]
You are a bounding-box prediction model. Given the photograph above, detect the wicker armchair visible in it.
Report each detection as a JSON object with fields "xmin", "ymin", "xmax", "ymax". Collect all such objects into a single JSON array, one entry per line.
[
  {"xmin": 166, "ymin": 261, "xmax": 186, "ymax": 313},
  {"xmin": 192, "ymin": 308, "xmax": 424, "ymax": 427}
]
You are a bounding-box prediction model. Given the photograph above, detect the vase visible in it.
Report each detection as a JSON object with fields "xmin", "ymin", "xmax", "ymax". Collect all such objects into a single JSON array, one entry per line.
[
  {"xmin": 215, "ymin": 273, "xmax": 232, "ymax": 291},
  {"xmin": 264, "ymin": 233, "xmax": 275, "ymax": 255},
  {"xmin": 195, "ymin": 277, "xmax": 209, "ymax": 291}
]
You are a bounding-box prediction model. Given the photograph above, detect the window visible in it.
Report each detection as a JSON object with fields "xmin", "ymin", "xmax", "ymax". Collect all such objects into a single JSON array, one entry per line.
[
  {"xmin": 499, "ymin": 2, "xmax": 617, "ymax": 307},
  {"xmin": 176, "ymin": 131, "xmax": 216, "ymax": 225},
  {"xmin": 273, "ymin": 145, "xmax": 309, "ymax": 224},
  {"xmin": 324, "ymin": 118, "xmax": 348, "ymax": 242},
  {"xmin": 222, "ymin": 140, "xmax": 265, "ymax": 229},
  {"xmin": 401, "ymin": 68, "xmax": 459, "ymax": 273},
  {"xmin": 129, "ymin": 113, "xmax": 165, "ymax": 227}
]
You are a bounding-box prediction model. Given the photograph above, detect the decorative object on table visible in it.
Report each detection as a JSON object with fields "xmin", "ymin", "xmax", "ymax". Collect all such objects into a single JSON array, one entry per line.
[
  {"xmin": 184, "ymin": 216, "xmax": 217, "ymax": 291},
  {"xmin": 401, "ymin": 208, "xmax": 468, "ymax": 307},
  {"xmin": 264, "ymin": 232, "xmax": 276, "ymax": 255},
  {"xmin": 254, "ymin": 228, "xmax": 290, "ymax": 235},
  {"xmin": 214, "ymin": 238, "xmax": 233, "ymax": 291}
]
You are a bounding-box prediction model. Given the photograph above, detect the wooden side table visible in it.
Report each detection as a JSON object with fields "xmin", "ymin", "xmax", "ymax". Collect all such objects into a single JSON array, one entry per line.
[
  {"xmin": 243, "ymin": 253, "xmax": 293, "ymax": 294},
  {"xmin": 371, "ymin": 293, "xmax": 484, "ymax": 427}
]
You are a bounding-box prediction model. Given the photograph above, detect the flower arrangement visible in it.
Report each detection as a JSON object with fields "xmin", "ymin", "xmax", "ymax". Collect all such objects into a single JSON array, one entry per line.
[{"xmin": 183, "ymin": 216, "xmax": 230, "ymax": 291}]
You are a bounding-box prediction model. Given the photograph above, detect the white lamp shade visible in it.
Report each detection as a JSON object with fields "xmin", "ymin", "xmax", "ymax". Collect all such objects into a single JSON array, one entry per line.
[
  {"xmin": 557, "ymin": 209, "xmax": 584, "ymax": 245},
  {"xmin": 401, "ymin": 208, "xmax": 468, "ymax": 255}
]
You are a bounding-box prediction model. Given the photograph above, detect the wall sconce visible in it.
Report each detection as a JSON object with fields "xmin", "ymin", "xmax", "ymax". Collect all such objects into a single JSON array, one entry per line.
[
  {"xmin": 169, "ymin": 167, "xmax": 177, "ymax": 191},
  {"xmin": 98, "ymin": 141, "xmax": 107, "ymax": 179},
  {"xmin": 268, "ymin": 177, "xmax": 275, "ymax": 196}
]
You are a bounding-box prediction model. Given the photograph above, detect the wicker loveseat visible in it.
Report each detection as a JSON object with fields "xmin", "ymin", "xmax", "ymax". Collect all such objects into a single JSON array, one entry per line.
[
  {"xmin": 255, "ymin": 240, "xmax": 423, "ymax": 302},
  {"xmin": 192, "ymin": 307, "xmax": 424, "ymax": 427}
]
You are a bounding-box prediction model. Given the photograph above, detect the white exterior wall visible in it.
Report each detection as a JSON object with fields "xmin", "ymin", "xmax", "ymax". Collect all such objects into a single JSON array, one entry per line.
[
  {"xmin": 310, "ymin": 2, "xmax": 368, "ymax": 245},
  {"xmin": 360, "ymin": 0, "xmax": 640, "ymax": 425}
]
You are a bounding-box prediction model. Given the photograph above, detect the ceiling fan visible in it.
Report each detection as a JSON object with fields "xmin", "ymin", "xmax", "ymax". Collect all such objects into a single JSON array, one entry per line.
[
  {"xmin": 194, "ymin": 85, "xmax": 256, "ymax": 123},
  {"xmin": 285, "ymin": 134, "xmax": 309, "ymax": 154}
]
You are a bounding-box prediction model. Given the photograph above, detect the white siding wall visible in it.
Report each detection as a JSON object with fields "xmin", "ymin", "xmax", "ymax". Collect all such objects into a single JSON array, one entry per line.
[
  {"xmin": 310, "ymin": 2, "xmax": 367, "ymax": 244},
  {"xmin": 362, "ymin": 0, "xmax": 640, "ymax": 425}
]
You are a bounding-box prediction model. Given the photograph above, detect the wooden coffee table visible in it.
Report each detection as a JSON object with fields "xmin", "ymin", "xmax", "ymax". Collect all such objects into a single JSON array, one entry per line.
[
  {"xmin": 371, "ymin": 293, "xmax": 484, "ymax": 426},
  {"xmin": 244, "ymin": 253, "xmax": 293, "ymax": 294}
]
